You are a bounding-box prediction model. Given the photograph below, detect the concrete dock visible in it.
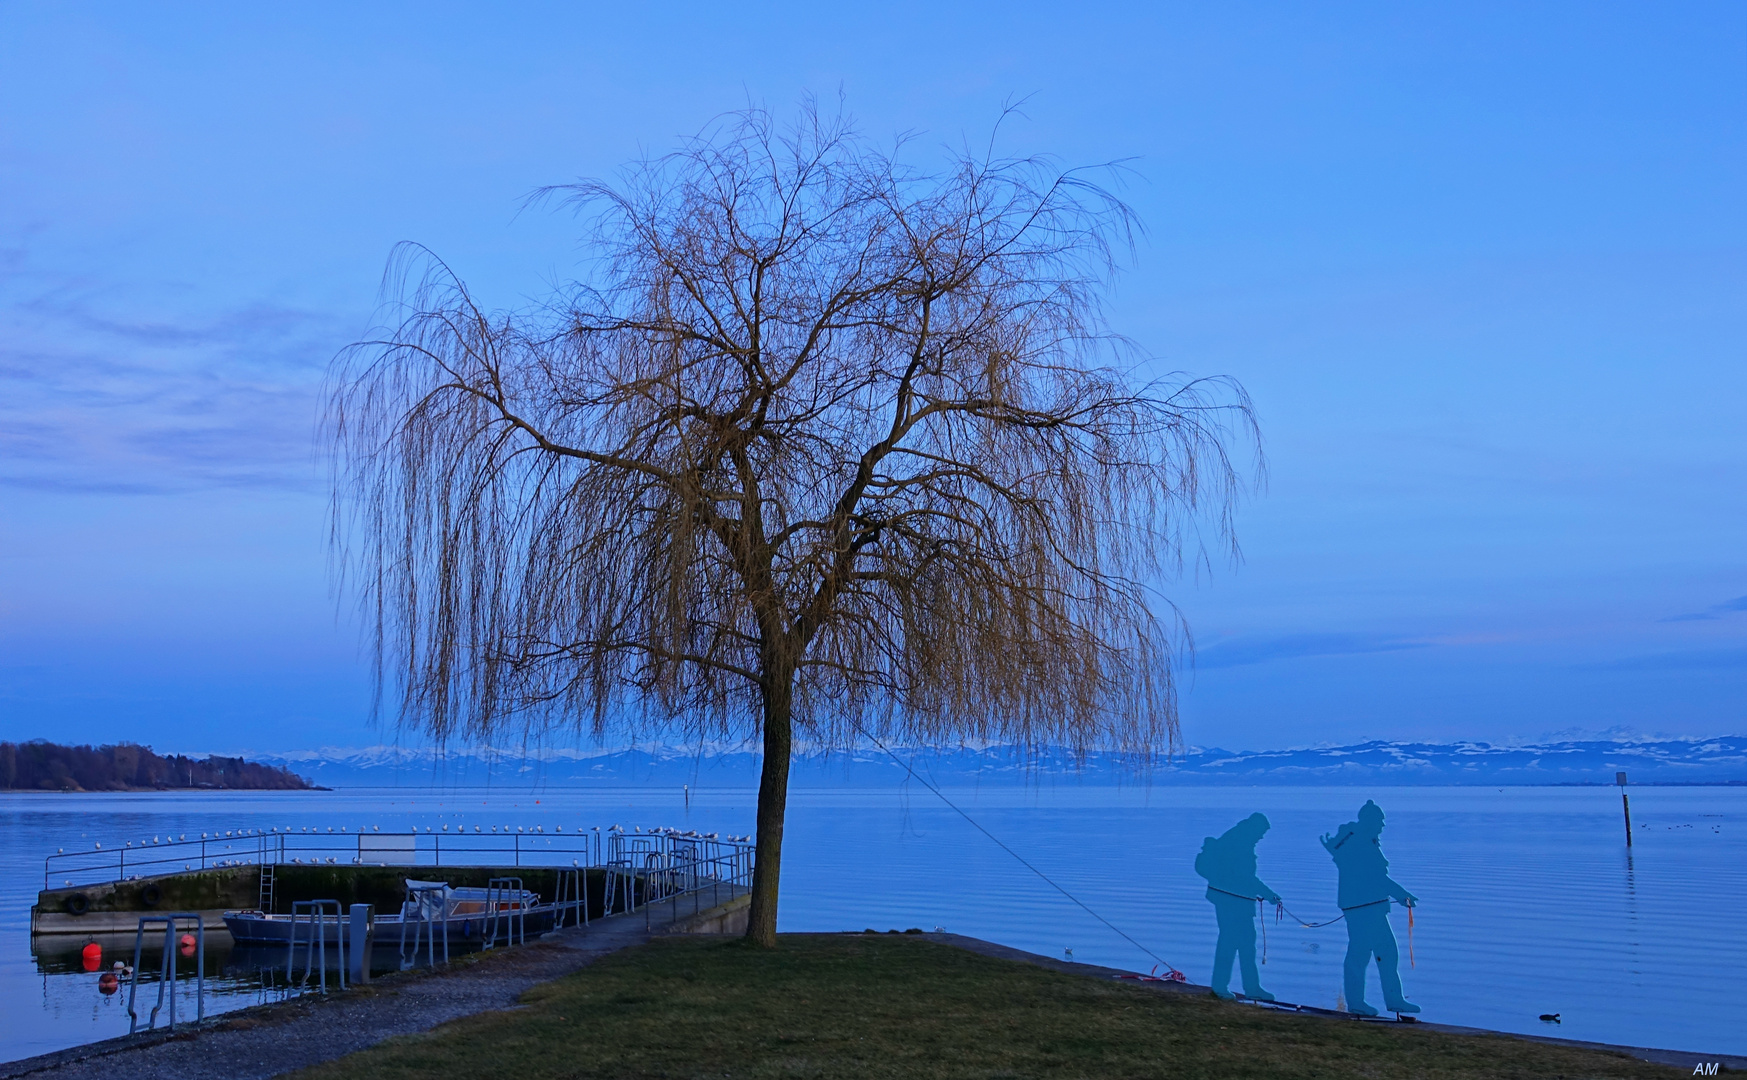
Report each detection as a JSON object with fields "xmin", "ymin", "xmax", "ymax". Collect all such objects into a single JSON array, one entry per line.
[{"xmin": 0, "ymin": 890, "xmax": 748, "ymax": 1080}]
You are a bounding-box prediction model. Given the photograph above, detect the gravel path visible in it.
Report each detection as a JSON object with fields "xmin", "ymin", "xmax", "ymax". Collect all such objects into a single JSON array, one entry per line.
[{"xmin": 1, "ymin": 904, "xmax": 683, "ymax": 1080}]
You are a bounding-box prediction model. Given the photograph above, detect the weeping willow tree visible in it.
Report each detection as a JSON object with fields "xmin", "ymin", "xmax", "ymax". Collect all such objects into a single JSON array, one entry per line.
[{"xmin": 328, "ymin": 105, "xmax": 1256, "ymax": 946}]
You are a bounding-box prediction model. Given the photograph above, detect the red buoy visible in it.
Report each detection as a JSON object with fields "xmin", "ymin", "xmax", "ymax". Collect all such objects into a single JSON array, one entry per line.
[
  {"xmin": 180, "ymin": 933, "xmax": 196, "ymax": 949},
  {"xmin": 80, "ymin": 942, "xmax": 102, "ymax": 971}
]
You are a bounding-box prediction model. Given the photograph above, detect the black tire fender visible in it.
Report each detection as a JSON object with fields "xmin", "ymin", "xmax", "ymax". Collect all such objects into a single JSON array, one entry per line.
[
  {"xmin": 64, "ymin": 893, "xmax": 90, "ymax": 916},
  {"xmin": 140, "ymin": 884, "xmax": 162, "ymax": 909}
]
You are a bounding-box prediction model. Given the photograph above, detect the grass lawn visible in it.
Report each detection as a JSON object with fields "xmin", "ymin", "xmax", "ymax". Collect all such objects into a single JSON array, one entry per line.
[{"xmin": 291, "ymin": 934, "xmax": 1675, "ymax": 1079}]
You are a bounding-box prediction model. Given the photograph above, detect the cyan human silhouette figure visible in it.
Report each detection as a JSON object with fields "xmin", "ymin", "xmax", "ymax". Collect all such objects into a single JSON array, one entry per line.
[
  {"xmin": 1194, "ymin": 812, "xmax": 1281, "ymax": 1001},
  {"xmin": 1321, "ymin": 800, "xmax": 1419, "ymax": 1016}
]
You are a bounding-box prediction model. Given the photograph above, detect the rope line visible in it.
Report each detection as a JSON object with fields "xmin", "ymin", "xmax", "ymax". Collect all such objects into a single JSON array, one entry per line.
[
  {"xmin": 861, "ymin": 731, "xmax": 1186, "ymax": 979},
  {"xmin": 856, "ymin": 734, "xmax": 1422, "ymax": 984},
  {"xmin": 1273, "ymin": 896, "xmax": 1402, "ymax": 929}
]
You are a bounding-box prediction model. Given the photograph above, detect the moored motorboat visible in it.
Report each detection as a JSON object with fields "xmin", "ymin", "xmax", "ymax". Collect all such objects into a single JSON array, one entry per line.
[{"xmin": 223, "ymin": 880, "xmax": 565, "ymax": 946}]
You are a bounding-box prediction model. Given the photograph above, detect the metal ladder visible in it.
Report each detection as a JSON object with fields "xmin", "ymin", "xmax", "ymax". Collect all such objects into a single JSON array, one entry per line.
[
  {"xmin": 483, "ymin": 877, "xmax": 526, "ymax": 948},
  {"xmin": 287, "ymin": 900, "xmax": 347, "ymax": 993},
  {"xmin": 258, "ymin": 863, "xmax": 276, "ymax": 912},
  {"xmin": 553, "ymin": 868, "xmax": 588, "ymax": 928},
  {"xmin": 127, "ymin": 914, "xmax": 205, "ymax": 1034},
  {"xmin": 399, "ymin": 884, "xmax": 450, "ymax": 969}
]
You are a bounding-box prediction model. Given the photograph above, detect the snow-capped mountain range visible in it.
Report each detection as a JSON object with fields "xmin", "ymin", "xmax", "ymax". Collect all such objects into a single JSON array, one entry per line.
[{"xmin": 243, "ymin": 735, "xmax": 1747, "ymax": 787}]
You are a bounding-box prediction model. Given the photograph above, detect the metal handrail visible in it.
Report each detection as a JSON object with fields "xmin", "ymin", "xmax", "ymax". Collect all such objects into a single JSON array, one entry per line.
[
  {"xmin": 46, "ymin": 825, "xmax": 757, "ymax": 944},
  {"xmin": 638, "ymin": 836, "xmax": 756, "ymax": 930},
  {"xmin": 399, "ymin": 884, "xmax": 451, "ymax": 969},
  {"xmin": 288, "ymin": 900, "xmax": 346, "ymax": 993},
  {"xmin": 45, "ymin": 826, "xmax": 609, "ymax": 889},
  {"xmin": 127, "ymin": 913, "xmax": 205, "ymax": 1034},
  {"xmin": 483, "ymin": 877, "xmax": 527, "ymax": 949}
]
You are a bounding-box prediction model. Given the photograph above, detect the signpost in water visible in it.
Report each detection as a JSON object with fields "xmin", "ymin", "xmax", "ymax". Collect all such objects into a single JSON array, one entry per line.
[{"xmin": 1618, "ymin": 772, "xmax": 1632, "ymax": 847}]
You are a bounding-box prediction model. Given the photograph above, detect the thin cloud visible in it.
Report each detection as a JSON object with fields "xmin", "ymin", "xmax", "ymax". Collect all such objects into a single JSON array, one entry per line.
[
  {"xmin": 0, "ymin": 280, "xmax": 349, "ymax": 494},
  {"xmin": 1661, "ymin": 595, "xmax": 1747, "ymax": 622},
  {"xmin": 1582, "ymin": 648, "xmax": 1747, "ymax": 672},
  {"xmin": 1195, "ymin": 632, "xmax": 1429, "ymax": 670}
]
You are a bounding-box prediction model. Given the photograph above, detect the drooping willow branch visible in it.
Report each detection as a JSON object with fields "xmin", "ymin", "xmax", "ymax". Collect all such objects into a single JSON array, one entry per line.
[{"xmin": 326, "ymin": 103, "xmax": 1259, "ymax": 763}]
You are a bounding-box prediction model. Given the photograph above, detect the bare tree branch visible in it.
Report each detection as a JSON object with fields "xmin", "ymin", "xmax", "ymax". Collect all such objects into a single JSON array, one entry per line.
[{"xmin": 326, "ymin": 101, "xmax": 1260, "ymax": 946}]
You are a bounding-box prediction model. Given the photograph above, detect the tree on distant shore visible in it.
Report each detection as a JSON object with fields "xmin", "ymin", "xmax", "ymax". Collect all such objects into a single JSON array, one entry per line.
[
  {"xmin": 0, "ymin": 740, "xmax": 312, "ymax": 791},
  {"xmin": 328, "ymin": 104, "xmax": 1257, "ymax": 946}
]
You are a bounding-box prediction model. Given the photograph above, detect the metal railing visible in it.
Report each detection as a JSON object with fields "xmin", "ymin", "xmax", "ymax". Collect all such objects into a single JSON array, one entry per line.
[
  {"xmin": 127, "ymin": 913, "xmax": 205, "ymax": 1034},
  {"xmin": 482, "ymin": 877, "xmax": 526, "ymax": 949},
  {"xmin": 45, "ymin": 823, "xmax": 756, "ymax": 933},
  {"xmin": 45, "ymin": 825, "xmax": 617, "ymax": 889},
  {"xmin": 552, "ymin": 868, "xmax": 588, "ymax": 929},
  {"xmin": 597, "ymin": 831, "xmax": 755, "ymax": 930},
  {"xmin": 288, "ymin": 900, "xmax": 347, "ymax": 993},
  {"xmin": 399, "ymin": 885, "xmax": 451, "ymax": 969}
]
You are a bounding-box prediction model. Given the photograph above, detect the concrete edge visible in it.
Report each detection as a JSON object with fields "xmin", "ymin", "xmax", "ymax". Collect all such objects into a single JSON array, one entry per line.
[
  {"xmin": 0, "ymin": 1027, "xmax": 188, "ymax": 1080},
  {"xmin": 0, "ymin": 929, "xmax": 565, "ymax": 1078},
  {"xmin": 662, "ymin": 892, "xmax": 750, "ymax": 935},
  {"xmin": 921, "ymin": 933, "xmax": 1744, "ymax": 1074}
]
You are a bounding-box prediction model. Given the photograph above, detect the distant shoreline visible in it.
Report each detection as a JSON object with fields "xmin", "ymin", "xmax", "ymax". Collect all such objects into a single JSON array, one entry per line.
[
  {"xmin": 6, "ymin": 779, "xmax": 1740, "ymax": 786},
  {"xmin": 1, "ymin": 740, "xmax": 317, "ymax": 794},
  {"xmin": 0, "ymin": 785, "xmax": 335, "ymax": 794}
]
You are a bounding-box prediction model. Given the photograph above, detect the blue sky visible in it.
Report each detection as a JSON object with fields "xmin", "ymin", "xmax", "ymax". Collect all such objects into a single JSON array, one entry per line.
[{"xmin": 1, "ymin": 2, "xmax": 1742, "ymax": 753}]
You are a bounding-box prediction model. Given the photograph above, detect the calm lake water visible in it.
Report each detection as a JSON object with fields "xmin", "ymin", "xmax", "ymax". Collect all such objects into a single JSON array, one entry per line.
[{"xmin": 1, "ymin": 783, "xmax": 1742, "ymax": 1062}]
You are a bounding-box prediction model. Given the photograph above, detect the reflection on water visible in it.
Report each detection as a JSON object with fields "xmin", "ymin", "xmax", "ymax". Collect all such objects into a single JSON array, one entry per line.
[
  {"xmin": 3, "ymin": 784, "xmax": 1744, "ymax": 1062},
  {"xmin": 27, "ymin": 926, "xmax": 475, "ymax": 1041}
]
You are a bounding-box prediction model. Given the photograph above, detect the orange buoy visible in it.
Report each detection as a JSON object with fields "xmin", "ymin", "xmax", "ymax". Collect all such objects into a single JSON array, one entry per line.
[
  {"xmin": 98, "ymin": 972, "xmax": 119, "ymax": 995},
  {"xmin": 81, "ymin": 942, "xmax": 102, "ymax": 971},
  {"xmin": 179, "ymin": 933, "xmax": 196, "ymax": 948}
]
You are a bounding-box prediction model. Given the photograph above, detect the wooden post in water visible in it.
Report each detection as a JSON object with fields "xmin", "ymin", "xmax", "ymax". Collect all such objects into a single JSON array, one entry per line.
[{"xmin": 1616, "ymin": 771, "xmax": 1632, "ymax": 846}]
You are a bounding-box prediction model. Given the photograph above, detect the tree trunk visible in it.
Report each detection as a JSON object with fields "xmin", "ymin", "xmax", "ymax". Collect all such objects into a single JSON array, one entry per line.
[{"xmin": 745, "ymin": 668, "xmax": 794, "ymax": 947}]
